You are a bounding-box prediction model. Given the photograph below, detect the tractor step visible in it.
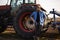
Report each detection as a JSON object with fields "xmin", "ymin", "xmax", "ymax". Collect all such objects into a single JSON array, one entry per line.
[{"xmin": 2, "ymin": 26, "xmax": 15, "ymax": 34}]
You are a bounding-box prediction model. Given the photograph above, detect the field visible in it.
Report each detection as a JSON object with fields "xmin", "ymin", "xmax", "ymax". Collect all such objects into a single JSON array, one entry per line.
[{"xmin": 0, "ymin": 18, "xmax": 60, "ymax": 40}]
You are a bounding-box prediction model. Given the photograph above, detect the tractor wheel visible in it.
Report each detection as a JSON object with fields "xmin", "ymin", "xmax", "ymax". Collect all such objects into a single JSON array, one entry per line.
[
  {"xmin": 0, "ymin": 18, "xmax": 7, "ymax": 33},
  {"xmin": 13, "ymin": 8, "xmax": 36, "ymax": 38},
  {"xmin": 0, "ymin": 23, "xmax": 7, "ymax": 33}
]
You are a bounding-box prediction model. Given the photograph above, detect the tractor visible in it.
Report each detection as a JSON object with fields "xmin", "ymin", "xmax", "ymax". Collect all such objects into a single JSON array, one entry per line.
[{"xmin": 0, "ymin": 0, "xmax": 47, "ymax": 38}]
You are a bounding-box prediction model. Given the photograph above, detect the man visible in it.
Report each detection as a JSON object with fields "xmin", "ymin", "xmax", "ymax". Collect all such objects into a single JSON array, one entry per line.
[{"xmin": 30, "ymin": 4, "xmax": 47, "ymax": 33}]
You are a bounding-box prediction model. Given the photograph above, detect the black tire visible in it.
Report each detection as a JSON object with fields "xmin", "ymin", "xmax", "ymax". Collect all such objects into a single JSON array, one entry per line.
[
  {"xmin": 0, "ymin": 18, "xmax": 7, "ymax": 33},
  {"xmin": 0, "ymin": 23, "xmax": 7, "ymax": 33},
  {"xmin": 13, "ymin": 7, "xmax": 36, "ymax": 38}
]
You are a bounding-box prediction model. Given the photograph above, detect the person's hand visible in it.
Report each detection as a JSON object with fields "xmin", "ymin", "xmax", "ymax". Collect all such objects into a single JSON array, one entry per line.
[{"xmin": 30, "ymin": 17, "xmax": 35, "ymax": 23}]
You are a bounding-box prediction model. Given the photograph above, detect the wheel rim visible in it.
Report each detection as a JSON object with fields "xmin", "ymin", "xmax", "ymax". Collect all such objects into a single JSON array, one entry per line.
[{"xmin": 18, "ymin": 12, "xmax": 35, "ymax": 32}]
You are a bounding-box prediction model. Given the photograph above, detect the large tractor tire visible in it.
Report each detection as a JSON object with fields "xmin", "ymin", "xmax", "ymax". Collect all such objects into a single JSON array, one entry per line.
[
  {"xmin": 13, "ymin": 7, "xmax": 36, "ymax": 38},
  {"xmin": 0, "ymin": 23, "xmax": 7, "ymax": 33},
  {"xmin": 0, "ymin": 17, "xmax": 7, "ymax": 33},
  {"xmin": 14, "ymin": 6, "xmax": 47, "ymax": 38}
]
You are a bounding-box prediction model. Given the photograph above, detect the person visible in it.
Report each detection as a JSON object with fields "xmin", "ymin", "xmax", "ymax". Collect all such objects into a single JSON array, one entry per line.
[{"xmin": 30, "ymin": 4, "xmax": 47, "ymax": 34}]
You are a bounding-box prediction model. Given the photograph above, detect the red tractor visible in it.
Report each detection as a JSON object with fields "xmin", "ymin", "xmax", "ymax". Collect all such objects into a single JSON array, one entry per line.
[{"xmin": 0, "ymin": 0, "xmax": 47, "ymax": 38}]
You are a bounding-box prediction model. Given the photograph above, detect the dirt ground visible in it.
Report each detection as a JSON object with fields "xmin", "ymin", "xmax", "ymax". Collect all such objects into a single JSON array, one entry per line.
[
  {"xmin": 0, "ymin": 33, "xmax": 22, "ymax": 40},
  {"xmin": 0, "ymin": 26, "xmax": 60, "ymax": 40},
  {"xmin": 0, "ymin": 33, "xmax": 60, "ymax": 40}
]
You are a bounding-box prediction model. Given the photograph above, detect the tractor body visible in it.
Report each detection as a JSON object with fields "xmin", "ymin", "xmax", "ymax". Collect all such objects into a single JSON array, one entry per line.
[{"xmin": 0, "ymin": 0, "xmax": 40, "ymax": 38}]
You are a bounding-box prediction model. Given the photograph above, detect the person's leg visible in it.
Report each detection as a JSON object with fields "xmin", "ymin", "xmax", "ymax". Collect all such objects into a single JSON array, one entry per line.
[{"xmin": 34, "ymin": 22, "xmax": 41, "ymax": 36}]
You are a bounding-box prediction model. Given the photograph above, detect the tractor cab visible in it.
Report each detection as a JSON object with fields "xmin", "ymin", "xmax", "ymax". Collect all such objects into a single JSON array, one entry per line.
[
  {"xmin": 11, "ymin": 0, "xmax": 36, "ymax": 7},
  {"xmin": 11, "ymin": 0, "xmax": 37, "ymax": 12}
]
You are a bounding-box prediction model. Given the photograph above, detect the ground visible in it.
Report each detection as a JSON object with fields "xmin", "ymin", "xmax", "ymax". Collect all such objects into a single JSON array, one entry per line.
[{"xmin": 0, "ymin": 26, "xmax": 60, "ymax": 40}]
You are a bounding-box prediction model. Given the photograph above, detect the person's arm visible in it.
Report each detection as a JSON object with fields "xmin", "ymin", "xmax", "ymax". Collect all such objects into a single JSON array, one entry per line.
[
  {"xmin": 42, "ymin": 11, "xmax": 47, "ymax": 18},
  {"xmin": 41, "ymin": 7, "xmax": 46, "ymax": 12},
  {"xmin": 30, "ymin": 12, "xmax": 36, "ymax": 23},
  {"xmin": 44, "ymin": 13, "xmax": 46, "ymax": 18},
  {"xmin": 30, "ymin": 17, "xmax": 35, "ymax": 22}
]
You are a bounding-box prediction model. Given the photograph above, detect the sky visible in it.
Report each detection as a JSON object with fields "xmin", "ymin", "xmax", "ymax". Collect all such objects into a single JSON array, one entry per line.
[
  {"xmin": 0, "ymin": 0, "xmax": 10, "ymax": 5},
  {"xmin": 0, "ymin": 0, "xmax": 60, "ymax": 18},
  {"xmin": 37, "ymin": 0, "xmax": 60, "ymax": 18}
]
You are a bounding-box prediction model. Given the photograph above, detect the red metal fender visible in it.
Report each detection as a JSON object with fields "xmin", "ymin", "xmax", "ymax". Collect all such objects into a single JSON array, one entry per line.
[{"xmin": 0, "ymin": 5, "xmax": 10, "ymax": 10}]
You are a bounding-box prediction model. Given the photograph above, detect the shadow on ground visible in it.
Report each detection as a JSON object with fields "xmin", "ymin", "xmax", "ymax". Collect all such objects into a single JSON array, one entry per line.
[
  {"xmin": 0, "ymin": 33, "xmax": 35, "ymax": 40},
  {"xmin": 0, "ymin": 33, "xmax": 60, "ymax": 40},
  {"xmin": 0, "ymin": 26, "xmax": 60, "ymax": 40},
  {"xmin": 0, "ymin": 33, "xmax": 23, "ymax": 40}
]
